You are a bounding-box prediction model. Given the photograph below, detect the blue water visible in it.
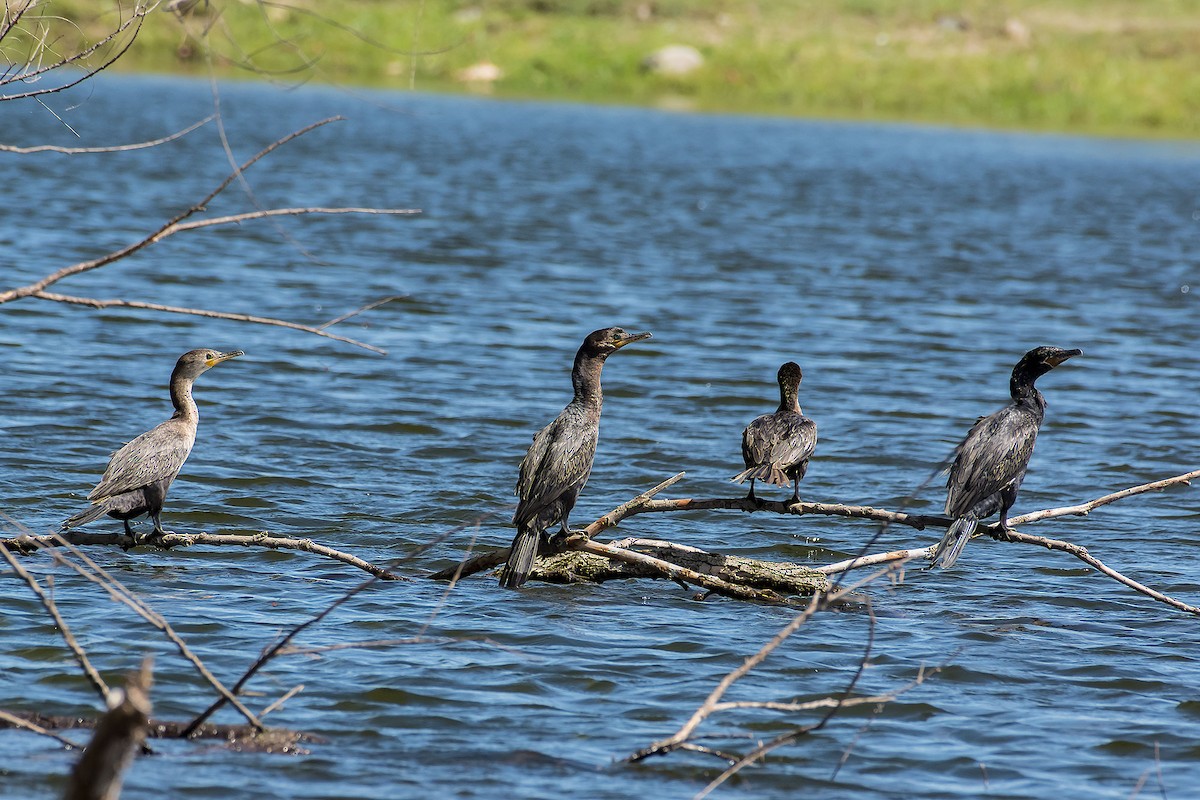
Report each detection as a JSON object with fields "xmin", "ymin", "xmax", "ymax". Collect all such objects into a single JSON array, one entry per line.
[{"xmin": 1, "ymin": 75, "xmax": 1198, "ymax": 799}]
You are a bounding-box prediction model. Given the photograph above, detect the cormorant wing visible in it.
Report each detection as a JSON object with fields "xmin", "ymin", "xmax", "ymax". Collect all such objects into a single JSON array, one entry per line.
[
  {"xmin": 945, "ymin": 405, "xmax": 1039, "ymax": 517},
  {"xmin": 87, "ymin": 420, "xmax": 195, "ymax": 501},
  {"xmin": 764, "ymin": 414, "xmax": 817, "ymax": 469},
  {"xmin": 513, "ymin": 413, "xmax": 598, "ymax": 527}
]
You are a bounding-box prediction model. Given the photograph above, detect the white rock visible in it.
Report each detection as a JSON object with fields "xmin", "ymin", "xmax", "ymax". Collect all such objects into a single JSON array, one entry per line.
[
  {"xmin": 641, "ymin": 45, "xmax": 704, "ymax": 76},
  {"xmin": 456, "ymin": 61, "xmax": 503, "ymax": 83}
]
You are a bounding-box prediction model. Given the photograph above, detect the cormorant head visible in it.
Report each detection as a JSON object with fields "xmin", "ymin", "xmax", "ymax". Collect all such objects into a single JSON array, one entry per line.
[
  {"xmin": 580, "ymin": 327, "xmax": 652, "ymax": 359},
  {"xmin": 173, "ymin": 348, "xmax": 245, "ymax": 381},
  {"xmin": 777, "ymin": 361, "xmax": 803, "ymax": 389},
  {"xmin": 1011, "ymin": 346, "xmax": 1081, "ymax": 390}
]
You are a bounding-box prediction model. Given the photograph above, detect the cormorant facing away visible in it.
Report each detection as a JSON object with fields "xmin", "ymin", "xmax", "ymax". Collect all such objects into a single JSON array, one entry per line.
[
  {"xmin": 732, "ymin": 361, "xmax": 818, "ymax": 504},
  {"xmin": 932, "ymin": 345, "xmax": 1081, "ymax": 568},
  {"xmin": 63, "ymin": 348, "xmax": 244, "ymax": 543},
  {"xmin": 500, "ymin": 327, "xmax": 652, "ymax": 589}
]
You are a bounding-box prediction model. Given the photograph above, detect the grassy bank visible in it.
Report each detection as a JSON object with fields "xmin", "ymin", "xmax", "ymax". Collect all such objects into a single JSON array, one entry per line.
[{"xmin": 31, "ymin": 1, "xmax": 1200, "ymax": 137}]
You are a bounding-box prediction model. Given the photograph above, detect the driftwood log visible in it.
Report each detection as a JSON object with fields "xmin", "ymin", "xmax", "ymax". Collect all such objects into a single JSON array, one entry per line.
[{"xmin": 534, "ymin": 537, "xmax": 828, "ymax": 596}]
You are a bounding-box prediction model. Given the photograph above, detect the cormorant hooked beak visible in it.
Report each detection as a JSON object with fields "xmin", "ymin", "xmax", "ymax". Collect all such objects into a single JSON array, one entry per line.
[
  {"xmin": 612, "ymin": 331, "xmax": 651, "ymax": 350},
  {"xmin": 207, "ymin": 350, "xmax": 245, "ymax": 368},
  {"xmin": 1043, "ymin": 348, "xmax": 1082, "ymax": 368}
]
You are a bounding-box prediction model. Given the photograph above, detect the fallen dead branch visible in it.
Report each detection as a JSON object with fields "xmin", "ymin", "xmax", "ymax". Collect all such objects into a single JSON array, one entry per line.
[
  {"xmin": 2, "ymin": 529, "xmax": 404, "ymax": 581},
  {"xmin": 434, "ymin": 470, "xmax": 1200, "ymax": 614}
]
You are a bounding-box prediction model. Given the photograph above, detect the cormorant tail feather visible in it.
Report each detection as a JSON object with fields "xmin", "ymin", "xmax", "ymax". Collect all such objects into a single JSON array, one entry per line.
[
  {"xmin": 931, "ymin": 514, "xmax": 978, "ymax": 569},
  {"xmin": 499, "ymin": 528, "xmax": 541, "ymax": 589},
  {"xmin": 62, "ymin": 502, "xmax": 110, "ymax": 531},
  {"xmin": 731, "ymin": 464, "xmax": 789, "ymax": 487}
]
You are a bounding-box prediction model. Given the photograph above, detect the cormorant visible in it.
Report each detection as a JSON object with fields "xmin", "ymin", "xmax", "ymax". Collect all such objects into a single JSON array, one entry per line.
[
  {"xmin": 932, "ymin": 345, "xmax": 1081, "ymax": 568},
  {"xmin": 732, "ymin": 361, "xmax": 817, "ymax": 504},
  {"xmin": 62, "ymin": 348, "xmax": 244, "ymax": 542},
  {"xmin": 499, "ymin": 327, "xmax": 651, "ymax": 589}
]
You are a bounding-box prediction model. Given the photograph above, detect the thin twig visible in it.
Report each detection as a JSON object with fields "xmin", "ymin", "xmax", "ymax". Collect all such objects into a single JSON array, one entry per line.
[
  {"xmin": 318, "ymin": 294, "xmax": 407, "ymax": 330},
  {"xmin": 696, "ymin": 599, "xmax": 881, "ymax": 797},
  {"xmin": 990, "ymin": 527, "xmax": 1200, "ymax": 616},
  {"xmin": 0, "ymin": 114, "xmax": 214, "ymax": 153},
  {"xmin": 40, "ymin": 535, "xmax": 265, "ymax": 732},
  {"xmin": 0, "ymin": 540, "xmax": 109, "ymax": 700},
  {"xmin": 0, "ymin": 708, "xmax": 82, "ymax": 750},
  {"xmin": 33, "ymin": 291, "xmax": 389, "ymax": 355},
  {"xmin": 0, "ymin": 116, "xmax": 349, "ymax": 302},
  {"xmin": 259, "ymin": 685, "xmax": 303, "ymax": 719},
  {"xmin": 180, "ymin": 572, "xmax": 379, "ymax": 738}
]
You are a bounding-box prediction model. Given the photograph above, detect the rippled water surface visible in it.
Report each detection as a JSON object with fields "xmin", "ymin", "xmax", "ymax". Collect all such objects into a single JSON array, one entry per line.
[{"xmin": 2, "ymin": 76, "xmax": 1199, "ymax": 799}]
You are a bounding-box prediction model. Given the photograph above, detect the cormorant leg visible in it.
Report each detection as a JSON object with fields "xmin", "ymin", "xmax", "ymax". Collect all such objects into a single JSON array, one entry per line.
[
  {"xmin": 996, "ymin": 484, "xmax": 1018, "ymax": 536},
  {"xmin": 745, "ymin": 479, "xmax": 765, "ymax": 508},
  {"xmin": 790, "ymin": 476, "xmax": 801, "ymax": 505},
  {"xmin": 119, "ymin": 518, "xmax": 138, "ymax": 552},
  {"xmin": 146, "ymin": 512, "xmax": 175, "ymax": 548},
  {"xmin": 548, "ymin": 518, "xmax": 574, "ymax": 548}
]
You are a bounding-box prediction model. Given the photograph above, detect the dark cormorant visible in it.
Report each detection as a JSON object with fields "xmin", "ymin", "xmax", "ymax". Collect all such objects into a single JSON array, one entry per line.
[
  {"xmin": 732, "ymin": 361, "xmax": 817, "ymax": 504},
  {"xmin": 932, "ymin": 345, "xmax": 1081, "ymax": 568},
  {"xmin": 63, "ymin": 348, "xmax": 244, "ymax": 542},
  {"xmin": 499, "ymin": 327, "xmax": 652, "ymax": 589}
]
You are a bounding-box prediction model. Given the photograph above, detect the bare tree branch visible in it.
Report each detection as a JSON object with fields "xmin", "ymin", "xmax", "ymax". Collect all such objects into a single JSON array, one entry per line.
[
  {"xmin": 0, "ymin": 708, "xmax": 82, "ymax": 751},
  {"xmin": 0, "ymin": 538, "xmax": 110, "ymax": 701},
  {"xmin": 0, "ymin": 1, "xmax": 156, "ymax": 101},
  {"xmin": 3, "ymin": 530, "xmax": 405, "ymax": 581},
  {"xmin": 32, "ymin": 290, "xmax": 391, "ymax": 355},
  {"xmin": 40, "ymin": 535, "xmax": 266, "ymax": 732},
  {"xmin": 0, "ymin": 114, "xmax": 214, "ymax": 153},
  {"xmin": 318, "ymin": 294, "xmax": 407, "ymax": 330},
  {"xmin": 180, "ymin": 571, "xmax": 380, "ymax": 738},
  {"xmin": 0, "ymin": 114, "xmax": 418, "ymax": 353}
]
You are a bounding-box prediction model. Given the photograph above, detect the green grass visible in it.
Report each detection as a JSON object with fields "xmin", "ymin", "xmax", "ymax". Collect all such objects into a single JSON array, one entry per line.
[{"xmin": 14, "ymin": 1, "xmax": 1200, "ymax": 137}]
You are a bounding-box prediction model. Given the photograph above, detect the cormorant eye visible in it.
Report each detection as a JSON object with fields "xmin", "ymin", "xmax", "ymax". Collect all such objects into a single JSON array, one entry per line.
[{"xmin": 206, "ymin": 352, "xmax": 216, "ymax": 359}]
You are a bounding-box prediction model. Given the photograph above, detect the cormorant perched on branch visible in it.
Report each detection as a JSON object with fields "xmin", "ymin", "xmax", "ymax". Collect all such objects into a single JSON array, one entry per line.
[
  {"xmin": 63, "ymin": 348, "xmax": 244, "ymax": 543},
  {"xmin": 500, "ymin": 327, "xmax": 651, "ymax": 589},
  {"xmin": 932, "ymin": 345, "xmax": 1081, "ymax": 568},
  {"xmin": 732, "ymin": 361, "xmax": 817, "ymax": 504}
]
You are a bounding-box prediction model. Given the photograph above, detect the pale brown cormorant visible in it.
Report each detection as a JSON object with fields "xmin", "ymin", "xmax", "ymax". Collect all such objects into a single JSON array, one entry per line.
[
  {"xmin": 932, "ymin": 345, "xmax": 1081, "ymax": 568},
  {"xmin": 732, "ymin": 361, "xmax": 818, "ymax": 504},
  {"xmin": 62, "ymin": 348, "xmax": 244, "ymax": 542},
  {"xmin": 499, "ymin": 327, "xmax": 651, "ymax": 589}
]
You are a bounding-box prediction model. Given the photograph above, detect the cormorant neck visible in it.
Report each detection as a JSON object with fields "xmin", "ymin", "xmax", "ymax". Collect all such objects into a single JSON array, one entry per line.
[
  {"xmin": 1009, "ymin": 368, "xmax": 1046, "ymax": 411},
  {"xmin": 571, "ymin": 350, "xmax": 606, "ymax": 406},
  {"xmin": 170, "ymin": 372, "xmax": 199, "ymax": 421},
  {"xmin": 778, "ymin": 380, "xmax": 801, "ymax": 414}
]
